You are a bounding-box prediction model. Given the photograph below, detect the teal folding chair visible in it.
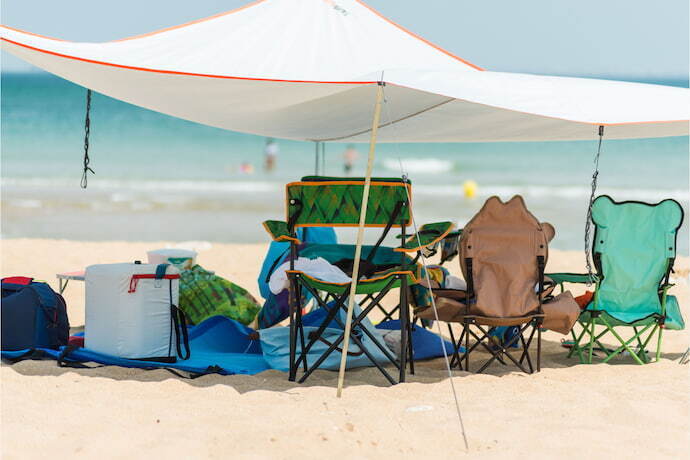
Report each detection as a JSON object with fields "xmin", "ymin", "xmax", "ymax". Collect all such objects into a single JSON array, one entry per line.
[{"xmin": 549, "ymin": 195, "xmax": 685, "ymax": 364}]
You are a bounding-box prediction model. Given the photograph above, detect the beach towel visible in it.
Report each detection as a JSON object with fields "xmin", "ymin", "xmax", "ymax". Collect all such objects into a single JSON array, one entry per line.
[
  {"xmin": 268, "ymin": 257, "xmax": 351, "ymax": 294},
  {"xmin": 179, "ymin": 265, "xmax": 261, "ymax": 326},
  {"xmin": 257, "ymin": 227, "xmax": 337, "ymax": 328}
]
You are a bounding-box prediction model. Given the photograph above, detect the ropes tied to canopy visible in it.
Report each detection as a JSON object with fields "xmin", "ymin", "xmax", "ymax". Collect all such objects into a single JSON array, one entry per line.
[
  {"xmin": 380, "ymin": 82, "xmax": 469, "ymax": 452},
  {"xmin": 584, "ymin": 125, "xmax": 605, "ymax": 284},
  {"xmin": 80, "ymin": 89, "xmax": 95, "ymax": 189}
]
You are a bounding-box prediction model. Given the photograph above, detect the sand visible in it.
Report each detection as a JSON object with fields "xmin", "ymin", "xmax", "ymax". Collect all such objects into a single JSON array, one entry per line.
[{"xmin": 1, "ymin": 239, "xmax": 688, "ymax": 459}]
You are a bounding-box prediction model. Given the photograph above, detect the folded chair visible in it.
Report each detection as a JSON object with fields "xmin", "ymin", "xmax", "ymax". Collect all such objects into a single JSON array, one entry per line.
[
  {"xmin": 416, "ymin": 195, "xmax": 580, "ymax": 374},
  {"xmin": 263, "ymin": 176, "xmax": 453, "ymax": 384},
  {"xmin": 549, "ymin": 195, "xmax": 685, "ymax": 364}
]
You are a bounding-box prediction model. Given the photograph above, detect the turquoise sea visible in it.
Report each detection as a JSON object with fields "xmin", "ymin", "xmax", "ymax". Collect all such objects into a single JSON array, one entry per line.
[{"xmin": 1, "ymin": 73, "xmax": 688, "ymax": 253}]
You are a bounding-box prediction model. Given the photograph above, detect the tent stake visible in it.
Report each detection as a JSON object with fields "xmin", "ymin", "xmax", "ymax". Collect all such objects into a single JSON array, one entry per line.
[{"xmin": 336, "ymin": 82, "xmax": 384, "ymax": 397}]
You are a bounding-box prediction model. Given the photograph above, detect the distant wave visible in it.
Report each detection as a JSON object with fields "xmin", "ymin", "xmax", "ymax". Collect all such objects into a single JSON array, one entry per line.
[
  {"xmin": 414, "ymin": 184, "xmax": 689, "ymax": 202},
  {"xmin": 3, "ymin": 177, "xmax": 687, "ymax": 203},
  {"xmin": 1, "ymin": 178, "xmax": 282, "ymax": 193},
  {"xmin": 383, "ymin": 158, "xmax": 454, "ymax": 174}
]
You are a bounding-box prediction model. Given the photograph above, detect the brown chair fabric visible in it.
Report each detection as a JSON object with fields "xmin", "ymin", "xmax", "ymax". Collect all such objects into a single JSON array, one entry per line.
[
  {"xmin": 460, "ymin": 195, "xmax": 552, "ymax": 318},
  {"xmin": 422, "ymin": 195, "xmax": 579, "ymax": 333},
  {"xmin": 541, "ymin": 291, "xmax": 579, "ymax": 334}
]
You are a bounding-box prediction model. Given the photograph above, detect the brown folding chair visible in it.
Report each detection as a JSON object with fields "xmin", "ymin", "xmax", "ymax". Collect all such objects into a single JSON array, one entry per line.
[{"xmin": 416, "ymin": 195, "xmax": 579, "ymax": 374}]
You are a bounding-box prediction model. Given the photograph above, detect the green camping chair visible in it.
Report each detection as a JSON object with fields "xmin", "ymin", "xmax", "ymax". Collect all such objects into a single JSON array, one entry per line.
[
  {"xmin": 549, "ymin": 195, "xmax": 685, "ymax": 365},
  {"xmin": 263, "ymin": 176, "xmax": 453, "ymax": 384}
]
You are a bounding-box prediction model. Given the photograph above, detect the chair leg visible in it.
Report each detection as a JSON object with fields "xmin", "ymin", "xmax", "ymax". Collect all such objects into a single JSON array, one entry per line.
[
  {"xmin": 398, "ymin": 276, "xmax": 409, "ymax": 383},
  {"xmin": 656, "ymin": 325, "xmax": 664, "ymax": 362},
  {"xmin": 599, "ymin": 317, "xmax": 651, "ymax": 365},
  {"xmin": 407, "ymin": 320, "xmax": 415, "ymax": 375},
  {"xmin": 518, "ymin": 330, "xmax": 532, "ymax": 370},
  {"xmin": 475, "ymin": 323, "xmax": 532, "ymax": 374},
  {"xmin": 537, "ymin": 320, "xmax": 542, "ymax": 372},
  {"xmin": 568, "ymin": 322, "xmax": 588, "ymax": 362},
  {"xmin": 587, "ymin": 317, "xmax": 597, "ymax": 364},
  {"xmin": 288, "ymin": 276, "xmax": 297, "ymax": 382},
  {"xmin": 464, "ymin": 320, "xmax": 470, "ymax": 372},
  {"xmin": 447, "ymin": 324, "xmax": 461, "ymax": 369}
]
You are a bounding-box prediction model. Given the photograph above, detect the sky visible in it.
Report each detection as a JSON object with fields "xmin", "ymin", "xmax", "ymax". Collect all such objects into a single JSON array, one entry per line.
[{"xmin": 1, "ymin": 0, "xmax": 688, "ymax": 82}]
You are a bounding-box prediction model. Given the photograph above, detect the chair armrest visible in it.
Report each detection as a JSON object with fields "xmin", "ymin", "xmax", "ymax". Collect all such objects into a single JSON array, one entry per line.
[
  {"xmin": 546, "ymin": 273, "xmax": 594, "ymax": 285},
  {"xmin": 395, "ymin": 221, "xmax": 455, "ymax": 253},
  {"xmin": 262, "ymin": 220, "xmax": 301, "ymax": 244},
  {"xmin": 433, "ymin": 288, "xmax": 468, "ymax": 301}
]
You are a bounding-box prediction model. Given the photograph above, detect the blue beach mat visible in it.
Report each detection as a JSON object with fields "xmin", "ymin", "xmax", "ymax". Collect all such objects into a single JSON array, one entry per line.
[
  {"xmin": 2, "ymin": 314, "xmax": 457, "ymax": 377},
  {"xmin": 2, "ymin": 316, "xmax": 268, "ymax": 376}
]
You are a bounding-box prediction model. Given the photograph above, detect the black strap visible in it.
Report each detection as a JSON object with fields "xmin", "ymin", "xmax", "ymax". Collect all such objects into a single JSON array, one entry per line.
[
  {"xmin": 264, "ymin": 247, "xmax": 291, "ymax": 283},
  {"xmin": 287, "ymin": 198, "xmax": 303, "ymax": 233},
  {"xmin": 366, "ymin": 200, "xmax": 405, "ymax": 265},
  {"xmin": 57, "ymin": 344, "xmax": 107, "ymax": 369},
  {"xmin": 464, "ymin": 258, "xmax": 474, "ymax": 314},
  {"xmin": 167, "ymin": 278, "xmax": 190, "ymax": 360},
  {"xmin": 171, "ymin": 304, "xmax": 191, "ymax": 360},
  {"xmin": 536, "ymin": 255, "xmax": 545, "ymax": 315},
  {"xmin": 56, "ymin": 344, "xmax": 216, "ymax": 379}
]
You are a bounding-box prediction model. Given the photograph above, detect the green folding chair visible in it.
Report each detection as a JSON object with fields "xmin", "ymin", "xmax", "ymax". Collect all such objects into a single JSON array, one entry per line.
[
  {"xmin": 263, "ymin": 176, "xmax": 453, "ymax": 384},
  {"xmin": 549, "ymin": 195, "xmax": 685, "ymax": 364}
]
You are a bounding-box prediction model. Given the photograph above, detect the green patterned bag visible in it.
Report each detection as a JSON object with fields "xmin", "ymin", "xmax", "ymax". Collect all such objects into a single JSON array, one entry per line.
[{"xmin": 179, "ymin": 265, "xmax": 261, "ymax": 326}]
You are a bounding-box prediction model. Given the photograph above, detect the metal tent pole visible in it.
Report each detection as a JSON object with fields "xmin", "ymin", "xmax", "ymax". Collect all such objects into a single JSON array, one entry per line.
[
  {"xmin": 314, "ymin": 141, "xmax": 320, "ymax": 175},
  {"xmin": 321, "ymin": 142, "xmax": 326, "ymax": 175},
  {"xmin": 336, "ymin": 82, "xmax": 385, "ymax": 398}
]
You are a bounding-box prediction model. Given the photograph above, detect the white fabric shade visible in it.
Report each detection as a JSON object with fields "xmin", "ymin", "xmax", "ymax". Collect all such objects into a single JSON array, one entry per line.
[{"xmin": 2, "ymin": 0, "xmax": 688, "ymax": 141}]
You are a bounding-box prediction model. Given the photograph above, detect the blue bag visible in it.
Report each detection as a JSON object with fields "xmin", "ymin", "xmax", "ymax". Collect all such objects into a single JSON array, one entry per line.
[{"xmin": 1, "ymin": 277, "xmax": 69, "ymax": 351}]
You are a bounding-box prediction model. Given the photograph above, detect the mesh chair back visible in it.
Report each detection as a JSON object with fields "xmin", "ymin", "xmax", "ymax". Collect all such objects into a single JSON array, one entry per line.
[{"xmin": 286, "ymin": 176, "xmax": 411, "ymax": 228}]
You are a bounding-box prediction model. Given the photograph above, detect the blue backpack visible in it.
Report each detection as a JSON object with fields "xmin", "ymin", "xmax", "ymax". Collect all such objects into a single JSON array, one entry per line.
[{"xmin": 1, "ymin": 277, "xmax": 70, "ymax": 351}]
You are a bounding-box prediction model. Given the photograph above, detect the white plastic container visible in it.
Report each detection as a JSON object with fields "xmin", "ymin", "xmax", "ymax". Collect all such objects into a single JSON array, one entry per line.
[
  {"xmin": 147, "ymin": 248, "xmax": 197, "ymax": 270},
  {"xmin": 85, "ymin": 262, "xmax": 181, "ymax": 360}
]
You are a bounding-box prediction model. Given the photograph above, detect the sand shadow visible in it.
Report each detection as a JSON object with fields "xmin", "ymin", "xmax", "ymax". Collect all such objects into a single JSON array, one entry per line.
[{"xmin": 4, "ymin": 334, "xmax": 685, "ymax": 394}]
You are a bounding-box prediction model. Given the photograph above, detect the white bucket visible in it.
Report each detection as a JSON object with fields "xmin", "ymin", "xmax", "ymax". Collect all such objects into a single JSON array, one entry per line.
[{"xmin": 147, "ymin": 248, "xmax": 197, "ymax": 270}]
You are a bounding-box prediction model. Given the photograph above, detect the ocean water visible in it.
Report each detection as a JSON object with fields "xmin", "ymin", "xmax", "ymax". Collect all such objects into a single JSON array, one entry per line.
[{"xmin": 2, "ymin": 73, "xmax": 688, "ymax": 254}]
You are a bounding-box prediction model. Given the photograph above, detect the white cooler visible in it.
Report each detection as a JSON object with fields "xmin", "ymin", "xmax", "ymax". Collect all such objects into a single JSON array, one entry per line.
[{"xmin": 85, "ymin": 262, "xmax": 187, "ymax": 361}]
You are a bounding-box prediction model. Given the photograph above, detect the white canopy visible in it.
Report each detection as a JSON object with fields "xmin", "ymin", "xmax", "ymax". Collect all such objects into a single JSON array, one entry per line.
[{"xmin": 2, "ymin": 0, "xmax": 688, "ymax": 142}]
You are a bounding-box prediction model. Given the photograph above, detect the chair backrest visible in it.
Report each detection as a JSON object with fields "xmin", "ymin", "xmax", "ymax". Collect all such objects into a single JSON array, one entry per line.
[
  {"xmin": 591, "ymin": 195, "xmax": 684, "ymax": 316},
  {"xmin": 285, "ymin": 176, "xmax": 411, "ymax": 229},
  {"xmin": 459, "ymin": 195, "xmax": 554, "ymax": 318}
]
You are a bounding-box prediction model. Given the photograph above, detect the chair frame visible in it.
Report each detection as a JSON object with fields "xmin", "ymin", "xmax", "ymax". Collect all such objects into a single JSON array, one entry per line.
[
  {"xmin": 556, "ymin": 276, "xmax": 673, "ymax": 365},
  {"xmin": 551, "ymin": 195, "xmax": 683, "ymax": 365},
  {"xmin": 443, "ymin": 255, "xmax": 546, "ymax": 374},
  {"xmin": 283, "ymin": 178, "xmax": 414, "ymax": 384}
]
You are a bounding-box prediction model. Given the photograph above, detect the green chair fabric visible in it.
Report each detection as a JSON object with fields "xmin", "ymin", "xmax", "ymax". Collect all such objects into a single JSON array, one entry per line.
[
  {"xmin": 591, "ymin": 195, "xmax": 683, "ymax": 323},
  {"xmin": 286, "ymin": 177, "xmax": 411, "ymax": 228},
  {"xmin": 263, "ymin": 220, "xmax": 300, "ymax": 243},
  {"xmin": 397, "ymin": 221, "xmax": 455, "ymax": 252}
]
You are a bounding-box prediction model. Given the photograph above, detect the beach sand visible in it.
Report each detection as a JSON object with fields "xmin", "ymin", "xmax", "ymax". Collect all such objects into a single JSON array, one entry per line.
[{"xmin": 1, "ymin": 239, "xmax": 688, "ymax": 459}]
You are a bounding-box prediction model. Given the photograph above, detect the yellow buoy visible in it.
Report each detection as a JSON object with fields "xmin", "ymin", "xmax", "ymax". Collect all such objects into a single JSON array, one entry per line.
[{"xmin": 463, "ymin": 180, "xmax": 478, "ymax": 199}]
